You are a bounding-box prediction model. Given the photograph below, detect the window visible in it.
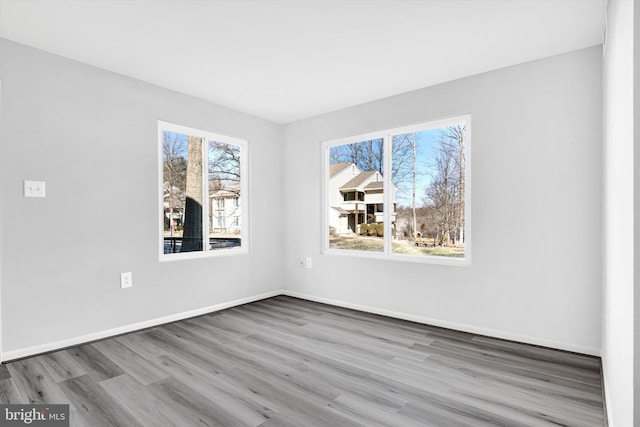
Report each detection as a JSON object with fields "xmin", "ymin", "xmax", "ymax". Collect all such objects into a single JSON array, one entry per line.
[
  {"xmin": 324, "ymin": 116, "xmax": 470, "ymax": 264},
  {"xmin": 159, "ymin": 121, "xmax": 248, "ymax": 260}
]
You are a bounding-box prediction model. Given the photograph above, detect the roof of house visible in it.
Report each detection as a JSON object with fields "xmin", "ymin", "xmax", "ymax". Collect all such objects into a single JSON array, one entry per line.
[
  {"xmin": 340, "ymin": 170, "xmax": 377, "ymax": 190},
  {"xmin": 209, "ymin": 188, "xmax": 239, "ymax": 198},
  {"xmin": 329, "ymin": 162, "xmax": 352, "ymax": 178},
  {"xmin": 364, "ymin": 181, "xmax": 384, "ymax": 190}
]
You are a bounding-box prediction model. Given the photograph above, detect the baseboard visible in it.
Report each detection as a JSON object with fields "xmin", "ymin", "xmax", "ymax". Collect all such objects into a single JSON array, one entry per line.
[
  {"xmin": 282, "ymin": 290, "xmax": 601, "ymax": 357},
  {"xmin": 2, "ymin": 288, "xmax": 601, "ymax": 362},
  {"xmin": 2, "ymin": 289, "xmax": 284, "ymax": 362}
]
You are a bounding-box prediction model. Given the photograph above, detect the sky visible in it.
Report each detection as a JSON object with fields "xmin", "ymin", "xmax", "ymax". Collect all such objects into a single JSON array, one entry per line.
[
  {"xmin": 171, "ymin": 127, "xmax": 456, "ymax": 208},
  {"xmin": 329, "ymin": 127, "xmax": 445, "ymax": 208},
  {"xmin": 163, "ymin": 131, "xmax": 231, "ymax": 168},
  {"xmin": 394, "ymin": 128, "xmax": 441, "ymax": 207}
]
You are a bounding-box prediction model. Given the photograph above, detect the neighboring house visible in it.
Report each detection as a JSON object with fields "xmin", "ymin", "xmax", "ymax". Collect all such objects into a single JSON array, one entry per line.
[
  {"xmin": 209, "ymin": 187, "xmax": 241, "ymax": 233},
  {"xmin": 329, "ymin": 162, "xmax": 396, "ymax": 235},
  {"xmin": 163, "ymin": 183, "xmax": 185, "ymax": 232},
  {"xmin": 163, "ymin": 182, "xmax": 241, "ymax": 235}
]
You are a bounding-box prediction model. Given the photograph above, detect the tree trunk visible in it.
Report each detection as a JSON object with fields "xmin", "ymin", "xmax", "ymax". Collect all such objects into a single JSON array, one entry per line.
[{"xmin": 181, "ymin": 136, "xmax": 203, "ymax": 252}]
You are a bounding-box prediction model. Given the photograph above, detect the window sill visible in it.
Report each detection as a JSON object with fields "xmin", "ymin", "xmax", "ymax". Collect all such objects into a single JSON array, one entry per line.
[
  {"xmin": 159, "ymin": 247, "xmax": 249, "ymax": 262},
  {"xmin": 322, "ymin": 248, "xmax": 470, "ymax": 266}
]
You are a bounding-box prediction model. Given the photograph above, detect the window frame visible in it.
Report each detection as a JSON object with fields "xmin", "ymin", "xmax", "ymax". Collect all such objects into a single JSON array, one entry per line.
[
  {"xmin": 158, "ymin": 120, "xmax": 249, "ymax": 261},
  {"xmin": 321, "ymin": 115, "xmax": 471, "ymax": 265}
]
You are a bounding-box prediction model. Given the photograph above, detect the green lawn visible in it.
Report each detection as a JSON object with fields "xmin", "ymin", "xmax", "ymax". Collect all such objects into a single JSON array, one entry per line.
[
  {"xmin": 330, "ymin": 236, "xmax": 383, "ymax": 251},
  {"xmin": 330, "ymin": 236, "xmax": 464, "ymax": 258},
  {"xmin": 392, "ymin": 242, "xmax": 465, "ymax": 258}
]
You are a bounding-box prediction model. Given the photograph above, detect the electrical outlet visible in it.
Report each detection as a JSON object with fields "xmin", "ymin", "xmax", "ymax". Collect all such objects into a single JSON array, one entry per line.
[
  {"xmin": 296, "ymin": 258, "xmax": 304, "ymax": 268},
  {"xmin": 305, "ymin": 257, "xmax": 312, "ymax": 269},
  {"xmin": 24, "ymin": 180, "xmax": 46, "ymax": 198},
  {"xmin": 120, "ymin": 272, "xmax": 133, "ymax": 289}
]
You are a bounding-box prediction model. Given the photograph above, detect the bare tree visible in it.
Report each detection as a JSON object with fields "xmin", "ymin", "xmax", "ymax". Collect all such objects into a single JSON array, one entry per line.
[
  {"xmin": 329, "ymin": 148, "xmax": 342, "ymax": 164},
  {"xmin": 389, "ymin": 132, "xmax": 420, "ymax": 238},
  {"xmin": 425, "ymin": 134, "xmax": 462, "ymax": 244},
  {"xmin": 390, "ymin": 134, "xmax": 414, "ymax": 191},
  {"xmin": 330, "ymin": 139, "xmax": 383, "ymax": 174},
  {"xmin": 162, "ymin": 132, "xmax": 186, "ymax": 236},
  {"xmin": 209, "ymin": 141, "xmax": 242, "ymax": 232},
  {"xmin": 442, "ymin": 125, "xmax": 466, "ymax": 245},
  {"xmin": 209, "ymin": 141, "xmax": 241, "ymax": 194},
  {"xmin": 329, "ymin": 137, "xmax": 415, "ymax": 185},
  {"xmin": 364, "ymin": 139, "xmax": 384, "ymax": 173}
]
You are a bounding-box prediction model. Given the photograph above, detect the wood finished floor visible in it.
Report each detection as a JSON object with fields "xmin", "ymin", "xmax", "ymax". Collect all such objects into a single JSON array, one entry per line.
[{"xmin": 0, "ymin": 296, "xmax": 605, "ymax": 426}]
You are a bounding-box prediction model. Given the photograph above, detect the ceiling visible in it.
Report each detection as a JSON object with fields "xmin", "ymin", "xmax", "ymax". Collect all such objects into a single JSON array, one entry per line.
[{"xmin": 0, "ymin": 0, "xmax": 607, "ymax": 124}]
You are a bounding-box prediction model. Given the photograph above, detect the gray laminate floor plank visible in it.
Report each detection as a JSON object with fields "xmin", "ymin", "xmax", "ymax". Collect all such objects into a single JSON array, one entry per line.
[
  {"xmin": 425, "ymin": 351, "xmax": 604, "ymax": 409},
  {"xmin": 240, "ymin": 334, "xmax": 408, "ymax": 412},
  {"xmin": 429, "ymin": 337, "xmax": 602, "ymax": 386},
  {"xmin": 59, "ymin": 374, "xmax": 143, "ymax": 427},
  {"xmin": 150, "ymin": 375, "xmax": 267, "ymax": 427},
  {"xmin": 227, "ymin": 305, "xmax": 308, "ymax": 334},
  {"xmin": 0, "ymin": 364, "xmax": 11, "ymax": 381},
  {"xmin": 6, "ymin": 358, "xmax": 75, "ymax": 406},
  {"xmin": 0, "ymin": 378, "xmax": 29, "ymax": 404},
  {"xmin": 99, "ymin": 374, "xmax": 186, "ymax": 427},
  {"xmin": 185, "ymin": 313, "xmax": 252, "ymax": 342},
  {"xmin": 0, "ymin": 296, "xmax": 605, "ymax": 426},
  {"xmin": 303, "ymin": 312, "xmax": 435, "ymax": 348},
  {"xmin": 142, "ymin": 328, "xmax": 238, "ymax": 375},
  {"xmin": 64, "ymin": 344, "xmax": 124, "ymax": 382},
  {"xmin": 38, "ymin": 351, "xmax": 87, "ymax": 383},
  {"xmin": 262, "ymin": 298, "xmax": 326, "ymax": 317},
  {"xmin": 144, "ymin": 377, "xmax": 243, "ymax": 427},
  {"xmin": 227, "ymin": 368, "xmax": 362, "ymax": 427},
  {"xmin": 302, "ymin": 321, "xmax": 430, "ymax": 361},
  {"xmin": 91, "ymin": 339, "xmax": 169, "ymax": 386},
  {"xmin": 471, "ymin": 335, "xmax": 601, "ymax": 370},
  {"xmin": 114, "ymin": 332, "xmax": 169, "ymax": 360},
  {"xmin": 155, "ymin": 354, "xmax": 279, "ymax": 423}
]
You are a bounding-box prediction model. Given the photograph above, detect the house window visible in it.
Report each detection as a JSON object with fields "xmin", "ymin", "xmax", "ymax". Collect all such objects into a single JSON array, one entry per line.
[
  {"xmin": 342, "ymin": 191, "xmax": 365, "ymax": 202},
  {"xmin": 159, "ymin": 121, "xmax": 248, "ymax": 260},
  {"xmin": 324, "ymin": 116, "xmax": 470, "ymax": 264}
]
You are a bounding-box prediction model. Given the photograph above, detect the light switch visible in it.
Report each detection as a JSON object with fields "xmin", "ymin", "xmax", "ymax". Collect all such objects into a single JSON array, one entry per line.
[
  {"xmin": 24, "ymin": 180, "xmax": 46, "ymax": 198},
  {"xmin": 120, "ymin": 272, "xmax": 133, "ymax": 289}
]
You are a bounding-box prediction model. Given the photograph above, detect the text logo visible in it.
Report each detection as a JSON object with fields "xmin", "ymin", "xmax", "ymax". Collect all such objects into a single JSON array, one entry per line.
[{"xmin": 1, "ymin": 405, "xmax": 69, "ymax": 426}]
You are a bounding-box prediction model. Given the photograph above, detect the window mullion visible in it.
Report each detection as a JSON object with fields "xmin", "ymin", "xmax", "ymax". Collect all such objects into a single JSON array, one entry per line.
[{"xmin": 383, "ymin": 134, "xmax": 392, "ymax": 255}]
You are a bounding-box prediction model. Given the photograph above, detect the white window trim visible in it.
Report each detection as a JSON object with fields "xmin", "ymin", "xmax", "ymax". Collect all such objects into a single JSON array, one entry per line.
[
  {"xmin": 158, "ymin": 120, "xmax": 249, "ymax": 261},
  {"xmin": 321, "ymin": 115, "xmax": 471, "ymax": 266}
]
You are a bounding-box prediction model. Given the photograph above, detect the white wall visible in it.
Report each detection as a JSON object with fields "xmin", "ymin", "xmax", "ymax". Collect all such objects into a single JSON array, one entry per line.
[
  {"xmin": 0, "ymin": 39, "xmax": 284, "ymax": 358},
  {"xmin": 602, "ymin": 1, "xmax": 637, "ymax": 425},
  {"xmin": 0, "ymin": 33, "xmax": 612, "ymax": 412},
  {"xmin": 283, "ymin": 46, "xmax": 603, "ymax": 355}
]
